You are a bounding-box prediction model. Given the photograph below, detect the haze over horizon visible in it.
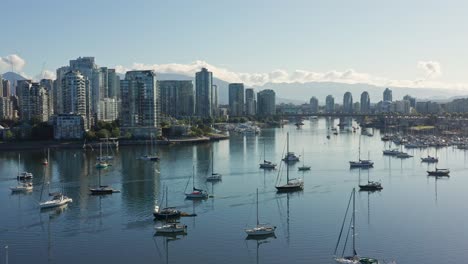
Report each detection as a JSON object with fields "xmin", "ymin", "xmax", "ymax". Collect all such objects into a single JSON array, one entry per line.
[{"xmin": 2, "ymin": 0, "xmax": 468, "ymax": 93}]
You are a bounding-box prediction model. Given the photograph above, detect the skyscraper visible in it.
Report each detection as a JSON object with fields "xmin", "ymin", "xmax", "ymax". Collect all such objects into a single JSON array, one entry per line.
[
  {"xmin": 62, "ymin": 71, "xmax": 91, "ymax": 129},
  {"xmin": 257, "ymin": 89, "xmax": 276, "ymax": 116},
  {"xmin": 16, "ymin": 80, "xmax": 50, "ymax": 122},
  {"xmin": 158, "ymin": 80, "xmax": 194, "ymax": 117},
  {"xmin": 360, "ymin": 91, "xmax": 370, "ymax": 113},
  {"xmin": 40, "ymin": 79, "xmax": 54, "ymax": 117},
  {"xmin": 403, "ymin": 94, "xmax": 416, "ymax": 108},
  {"xmin": 325, "ymin": 95, "xmax": 335, "ymax": 113},
  {"xmin": 0, "ymin": 74, "xmax": 3, "ymax": 97},
  {"xmin": 343, "ymin": 92, "xmax": 353, "ymax": 113},
  {"xmin": 195, "ymin": 68, "xmax": 212, "ymax": 118},
  {"xmin": 383, "ymin": 88, "xmax": 392, "ymax": 102},
  {"xmin": 16, "ymin": 80, "xmax": 32, "ymax": 121},
  {"xmin": 69, "ymin": 57, "xmax": 103, "ymax": 115},
  {"xmin": 55, "ymin": 66, "xmax": 71, "ymax": 114},
  {"xmin": 228, "ymin": 83, "xmax": 244, "ymax": 116},
  {"xmin": 107, "ymin": 68, "xmax": 120, "ymax": 99},
  {"xmin": 310, "ymin": 96, "xmax": 319, "ymax": 113},
  {"xmin": 2, "ymin": 79, "xmax": 10, "ymax": 97},
  {"xmin": 245, "ymin": 88, "xmax": 256, "ymax": 116},
  {"xmin": 120, "ymin": 70, "xmax": 160, "ymax": 138}
]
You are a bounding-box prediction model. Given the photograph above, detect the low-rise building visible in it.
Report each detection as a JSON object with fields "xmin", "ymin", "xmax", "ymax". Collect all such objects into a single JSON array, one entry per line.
[{"xmin": 51, "ymin": 114, "xmax": 84, "ymax": 140}]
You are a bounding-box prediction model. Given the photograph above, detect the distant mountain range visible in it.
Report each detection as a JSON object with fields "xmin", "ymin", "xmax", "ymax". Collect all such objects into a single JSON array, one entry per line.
[{"xmin": 3, "ymin": 71, "xmax": 467, "ymax": 105}]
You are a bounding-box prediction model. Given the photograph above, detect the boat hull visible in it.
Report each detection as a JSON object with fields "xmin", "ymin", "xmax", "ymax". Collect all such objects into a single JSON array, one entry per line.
[
  {"xmin": 89, "ymin": 188, "xmax": 115, "ymax": 195},
  {"xmin": 427, "ymin": 171, "xmax": 450, "ymax": 176},
  {"xmin": 275, "ymin": 184, "xmax": 304, "ymax": 192},
  {"xmin": 245, "ymin": 226, "xmax": 276, "ymax": 236},
  {"xmin": 359, "ymin": 185, "xmax": 383, "ymax": 191},
  {"xmin": 40, "ymin": 198, "xmax": 73, "ymax": 209}
]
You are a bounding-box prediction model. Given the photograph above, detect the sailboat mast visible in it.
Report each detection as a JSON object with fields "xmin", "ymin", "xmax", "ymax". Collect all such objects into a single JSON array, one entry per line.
[
  {"xmin": 192, "ymin": 165, "xmax": 195, "ymax": 190},
  {"xmin": 287, "ymin": 132, "xmax": 289, "ymax": 154},
  {"xmin": 358, "ymin": 136, "xmax": 361, "ymax": 160},
  {"xmin": 17, "ymin": 154, "xmax": 20, "ymax": 176},
  {"xmin": 166, "ymin": 186, "xmax": 168, "ymax": 208},
  {"xmin": 352, "ymin": 188, "xmax": 356, "ymax": 256},
  {"xmin": 212, "ymin": 149, "xmax": 214, "ymax": 175},
  {"xmin": 256, "ymin": 188, "xmax": 259, "ymax": 226}
]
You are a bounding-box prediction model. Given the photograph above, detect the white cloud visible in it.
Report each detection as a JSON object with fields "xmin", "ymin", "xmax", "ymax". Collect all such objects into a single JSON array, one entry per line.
[
  {"xmin": 111, "ymin": 59, "xmax": 461, "ymax": 90},
  {"xmin": 34, "ymin": 70, "xmax": 56, "ymax": 81},
  {"xmin": 418, "ymin": 61, "xmax": 442, "ymax": 78},
  {"xmin": 0, "ymin": 54, "xmax": 26, "ymax": 72}
]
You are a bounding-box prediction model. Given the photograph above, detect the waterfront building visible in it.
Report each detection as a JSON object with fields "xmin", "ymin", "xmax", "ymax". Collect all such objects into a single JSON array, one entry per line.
[
  {"xmin": 30, "ymin": 83, "xmax": 50, "ymax": 122},
  {"xmin": 353, "ymin": 102, "xmax": 360, "ymax": 113},
  {"xmin": 257, "ymin": 89, "xmax": 276, "ymax": 116},
  {"xmin": 416, "ymin": 101, "xmax": 441, "ymax": 114},
  {"xmin": 392, "ymin": 100, "xmax": 411, "ymax": 114},
  {"xmin": 55, "ymin": 66, "xmax": 71, "ymax": 114},
  {"xmin": 245, "ymin": 88, "xmax": 256, "ymax": 116},
  {"xmin": 120, "ymin": 70, "xmax": 160, "ymax": 138},
  {"xmin": 325, "ymin": 95, "xmax": 335, "ymax": 113},
  {"xmin": 343, "ymin": 91, "xmax": 353, "ymax": 114},
  {"xmin": 107, "ymin": 68, "xmax": 120, "ymax": 99},
  {"xmin": 51, "ymin": 114, "xmax": 84, "ymax": 140},
  {"xmin": 403, "ymin": 95, "xmax": 416, "ymax": 108},
  {"xmin": 62, "ymin": 71, "xmax": 91, "ymax": 129},
  {"xmin": 446, "ymin": 98, "xmax": 468, "ymax": 113},
  {"xmin": 40, "ymin": 79, "xmax": 54, "ymax": 117},
  {"xmin": 98, "ymin": 98, "xmax": 120, "ymax": 122},
  {"xmin": 383, "ymin": 88, "xmax": 392, "ymax": 102},
  {"xmin": 360, "ymin": 91, "xmax": 370, "ymax": 113},
  {"xmin": 310, "ymin": 96, "xmax": 319, "ymax": 113},
  {"xmin": 0, "ymin": 74, "xmax": 2, "ymax": 96},
  {"xmin": 212, "ymin": 84, "xmax": 219, "ymax": 117},
  {"xmin": 229, "ymin": 83, "xmax": 244, "ymax": 116},
  {"xmin": 195, "ymin": 68, "xmax": 213, "ymax": 118},
  {"xmin": 69, "ymin": 57, "xmax": 103, "ymax": 116},
  {"xmin": 158, "ymin": 80, "xmax": 194, "ymax": 118}
]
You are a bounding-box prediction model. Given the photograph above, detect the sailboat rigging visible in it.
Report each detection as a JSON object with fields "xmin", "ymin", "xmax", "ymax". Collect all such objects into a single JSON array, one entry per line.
[
  {"xmin": 207, "ymin": 149, "xmax": 222, "ymax": 181},
  {"xmin": 89, "ymin": 168, "xmax": 120, "ymax": 195},
  {"xmin": 358, "ymin": 168, "xmax": 382, "ymax": 191},
  {"xmin": 260, "ymin": 140, "xmax": 277, "ymax": 169},
  {"xmin": 185, "ymin": 166, "xmax": 208, "ymax": 199},
  {"xmin": 154, "ymin": 185, "xmax": 181, "ymax": 220},
  {"xmin": 11, "ymin": 154, "xmax": 33, "ymax": 192},
  {"xmin": 95, "ymin": 143, "xmax": 110, "ymax": 168},
  {"xmin": 282, "ymin": 132, "xmax": 299, "ymax": 163},
  {"xmin": 334, "ymin": 188, "xmax": 379, "ymax": 264},
  {"xmin": 298, "ymin": 149, "xmax": 311, "ymax": 171},
  {"xmin": 245, "ymin": 188, "xmax": 276, "ymax": 236},
  {"xmin": 349, "ymin": 135, "xmax": 374, "ymax": 168},
  {"xmin": 276, "ymin": 134, "xmax": 304, "ymax": 192}
]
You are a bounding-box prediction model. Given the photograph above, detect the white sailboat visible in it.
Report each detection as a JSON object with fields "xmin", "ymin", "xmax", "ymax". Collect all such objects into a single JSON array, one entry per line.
[
  {"xmin": 16, "ymin": 154, "xmax": 33, "ymax": 180},
  {"xmin": 260, "ymin": 141, "xmax": 277, "ymax": 169},
  {"xmin": 298, "ymin": 149, "xmax": 311, "ymax": 171},
  {"xmin": 155, "ymin": 222, "xmax": 187, "ymax": 234},
  {"xmin": 11, "ymin": 154, "xmax": 33, "ymax": 192},
  {"xmin": 206, "ymin": 149, "xmax": 222, "ymax": 181},
  {"xmin": 95, "ymin": 143, "xmax": 109, "ymax": 169},
  {"xmin": 245, "ymin": 189, "xmax": 276, "ymax": 236},
  {"xmin": 334, "ymin": 188, "xmax": 380, "ymax": 264},
  {"xmin": 421, "ymin": 148, "xmax": 438, "ymax": 163},
  {"xmin": 185, "ymin": 166, "xmax": 208, "ymax": 199},
  {"xmin": 39, "ymin": 179, "xmax": 72, "ymax": 209},
  {"xmin": 282, "ymin": 133, "xmax": 299, "ymax": 163}
]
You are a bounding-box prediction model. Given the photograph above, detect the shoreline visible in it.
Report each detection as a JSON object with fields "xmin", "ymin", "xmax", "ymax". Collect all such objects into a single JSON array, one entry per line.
[{"xmin": 0, "ymin": 134, "xmax": 229, "ymax": 151}]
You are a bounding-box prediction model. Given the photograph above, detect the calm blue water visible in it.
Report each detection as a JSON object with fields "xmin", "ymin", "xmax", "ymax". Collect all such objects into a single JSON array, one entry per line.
[{"xmin": 1, "ymin": 118, "xmax": 468, "ymax": 264}]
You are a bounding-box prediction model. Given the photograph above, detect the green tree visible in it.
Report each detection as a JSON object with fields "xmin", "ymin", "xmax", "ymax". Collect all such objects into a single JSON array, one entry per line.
[
  {"xmin": 111, "ymin": 128, "xmax": 120, "ymax": 138},
  {"xmin": 5, "ymin": 130, "xmax": 14, "ymax": 141},
  {"xmin": 96, "ymin": 129, "xmax": 110, "ymax": 139}
]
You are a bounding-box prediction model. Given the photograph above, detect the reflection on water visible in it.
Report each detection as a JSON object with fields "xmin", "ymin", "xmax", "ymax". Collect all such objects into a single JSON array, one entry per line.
[{"xmin": 2, "ymin": 119, "xmax": 468, "ymax": 263}]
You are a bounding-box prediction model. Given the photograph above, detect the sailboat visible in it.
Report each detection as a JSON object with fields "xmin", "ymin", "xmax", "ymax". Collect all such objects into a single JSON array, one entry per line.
[
  {"xmin": 276, "ymin": 146, "xmax": 304, "ymax": 192},
  {"xmin": 334, "ymin": 188, "xmax": 380, "ymax": 264},
  {"xmin": 298, "ymin": 149, "xmax": 311, "ymax": 171},
  {"xmin": 42, "ymin": 148, "xmax": 49, "ymax": 165},
  {"xmin": 39, "ymin": 183, "xmax": 73, "ymax": 209},
  {"xmin": 96, "ymin": 138, "xmax": 114, "ymax": 161},
  {"xmin": 154, "ymin": 186, "xmax": 181, "ymax": 220},
  {"xmin": 206, "ymin": 149, "xmax": 222, "ymax": 181},
  {"xmin": 95, "ymin": 143, "xmax": 109, "ymax": 169},
  {"xmin": 359, "ymin": 169, "xmax": 382, "ymax": 191},
  {"xmin": 282, "ymin": 133, "xmax": 299, "ymax": 163},
  {"xmin": 11, "ymin": 154, "xmax": 33, "ymax": 192},
  {"xmin": 139, "ymin": 134, "xmax": 159, "ymax": 161},
  {"xmin": 427, "ymin": 167, "xmax": 450, "ymax": 177},
  {"xmin": 349, "ymin": 136, "xmax": 374, "ymax": 168},
  {"xmin": 185, "ymin": 166, "xmax": 209, "ymax": 199},
  {"xmin": 245, "ymin": 189, "xmax": 276, "ymax": 236},
  {"xmin": 421, "ymin": 148, "xmax": 438, "ymax": 163},
  {"xmin": 260, "ymin": 141, "xmax": 277, "ymax": 169},
  {"xmin": 89, "ymin": 169, "xmax": 120, "ymax": 195},
  {"xmin": 16, "ymin": 154, "xmax": 33, "ymax": 180}
]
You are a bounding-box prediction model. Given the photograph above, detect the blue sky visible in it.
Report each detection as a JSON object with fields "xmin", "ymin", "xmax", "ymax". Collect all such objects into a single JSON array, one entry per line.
[{"xmin": 1, "ymin": 0, "xmax": 468, "ymax": 88}]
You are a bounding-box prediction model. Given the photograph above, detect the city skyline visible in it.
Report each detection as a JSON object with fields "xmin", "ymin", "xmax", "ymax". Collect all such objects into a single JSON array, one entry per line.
[{"xmin": 1, "ymin": 1, "xmax": 468, "ymax": 91}]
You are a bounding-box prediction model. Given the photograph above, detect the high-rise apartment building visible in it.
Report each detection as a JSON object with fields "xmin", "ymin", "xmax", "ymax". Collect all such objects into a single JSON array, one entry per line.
[
  {"xmin": 98, "ymin": 98, "xmax": 120, "ymax": 122},
  {"xmin": 158, "ymin": 80, "xmax": 194, "ymax": 118},
  {"xmin": 343, "ymin": 92, "xmax": 353, "ymax": 114},
  {"xmin": 245, "ymin": 88, "xmax": 256, "ymax": 116},
  {"xmin": 16, "ymin": 80, "xmax": 50, "ymax": 122},
  {"xmin": 403, "ymin": 95, "xmax": 416, "ymax": 108},
  {"xmin": 257, "ymin": 89, "xmax": 276, "ymax": 116},
  {"xmin": 228, "ymin": 83, "xmax": 244, "ymax": 116},
  {"xmin": 120, "ymin": 70, "xmax": 160, "ymax": 138},
  {"xmin": 325, "ymin": 95, "xmax": 335, "ymax": 113},
  {"xmin": 310, "ymin": 96, "xmax": 319, "ymax": 113},
  {"xmin": 383, "ymin": 88, "xmax": 392, "ymax": 102},
  {"xmin": 360, "ymin": 91, "xmax": 370, "ymax": 113},
  {"xmin": 2, "ymin": 79, "xmax": 10, "ymax": 97},
  {"xmin": 62, "ymin": 71, "xmax": 91, "ymax": 129},
  {"xmin": 195, "ymin": 68, "xmax": 213, "ymax": 118}
]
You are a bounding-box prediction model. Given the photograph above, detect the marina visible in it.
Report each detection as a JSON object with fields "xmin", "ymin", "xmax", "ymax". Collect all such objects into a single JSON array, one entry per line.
[{"xmin": 2, "ymin": 118, "xmax": 468, "ymax": 263}]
